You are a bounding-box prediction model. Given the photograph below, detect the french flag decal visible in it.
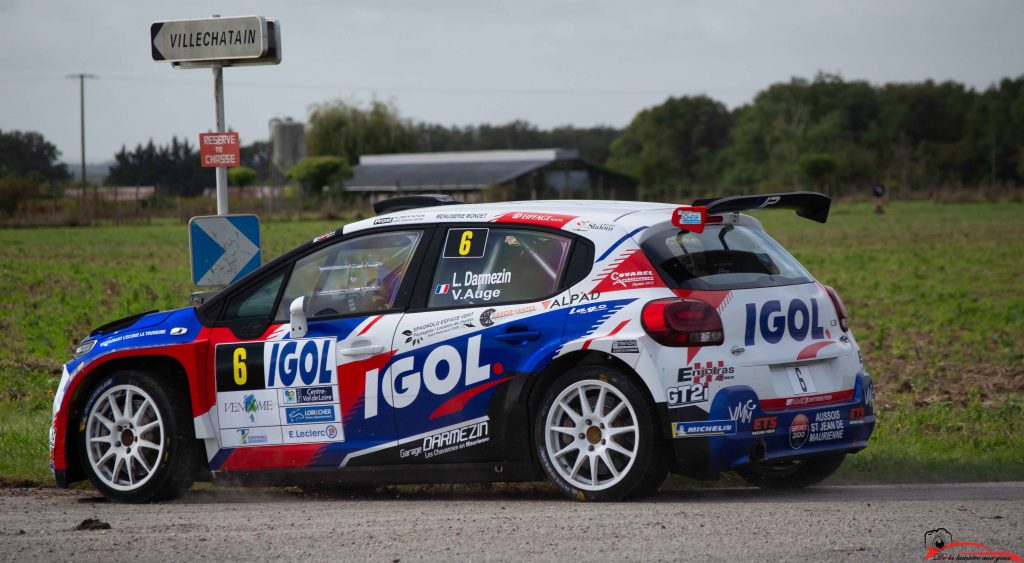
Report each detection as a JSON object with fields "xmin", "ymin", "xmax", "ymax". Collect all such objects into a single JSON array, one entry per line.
[{"xmin": 434, "ymin": 284, "xmax": 450, "ymax": 294}]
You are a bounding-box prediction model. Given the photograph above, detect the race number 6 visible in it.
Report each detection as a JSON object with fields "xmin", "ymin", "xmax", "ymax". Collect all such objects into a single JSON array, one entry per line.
[
  {"xmin": 459, "ymin": 230, "xmax": 473, "ymax": 255},
  {"xmin": 233, "ymin": 347, "xmax": 247, "ymax": 385}
]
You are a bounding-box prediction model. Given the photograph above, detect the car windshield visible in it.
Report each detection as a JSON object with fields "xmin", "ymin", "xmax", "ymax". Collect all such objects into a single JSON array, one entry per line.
[{"xmin": 641, "ymin": 223, "xmax": 813, "ymax": 290}]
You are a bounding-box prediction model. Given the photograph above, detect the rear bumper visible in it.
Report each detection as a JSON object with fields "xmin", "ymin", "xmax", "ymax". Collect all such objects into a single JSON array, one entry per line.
[{"xmin": 667, "ymin": 372, "xmax": 875, "ymax": 477}]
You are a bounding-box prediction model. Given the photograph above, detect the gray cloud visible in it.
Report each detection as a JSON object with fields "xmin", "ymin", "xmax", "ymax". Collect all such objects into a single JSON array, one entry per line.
[{"xmin": 1, "ymin": 0, "xmax": 1023, "ymax": 164}]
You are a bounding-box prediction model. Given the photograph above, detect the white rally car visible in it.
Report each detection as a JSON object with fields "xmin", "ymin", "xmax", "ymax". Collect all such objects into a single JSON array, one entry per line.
[{"xmin": 51, "ymin": 192, "xmax": 874, "ymax": 502}]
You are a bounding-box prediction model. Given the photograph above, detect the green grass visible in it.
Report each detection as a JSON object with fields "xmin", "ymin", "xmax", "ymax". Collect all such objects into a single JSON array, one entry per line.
[
  {"xmin": 837, "ymin": 396, "xmax": 1024, "ymax": 483},
  {"xmin": 0, "ymin": 203, "xmax": 1021, "ymax": 485},
  {"xmin": 0, "ymin": 408, "xmax": 51, "ymax": 483}
]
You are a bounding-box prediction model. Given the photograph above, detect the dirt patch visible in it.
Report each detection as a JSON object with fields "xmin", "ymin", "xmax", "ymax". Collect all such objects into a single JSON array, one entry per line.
[{"xmin": 74, "ymin": 517, "xmax": 111, "ymax": 531}]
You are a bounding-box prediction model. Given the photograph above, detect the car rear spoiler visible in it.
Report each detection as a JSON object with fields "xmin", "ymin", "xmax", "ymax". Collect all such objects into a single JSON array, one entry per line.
[
  {"xmin": 691, "ymin": 191, "xmax": 831, "ymax": 223},
  {"xmin": 373, "ymin": 194, "xmax": 464, "ymax": 215}
]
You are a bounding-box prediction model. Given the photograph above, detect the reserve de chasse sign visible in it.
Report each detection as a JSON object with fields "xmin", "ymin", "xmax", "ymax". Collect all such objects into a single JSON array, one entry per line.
[
  {"xmin": 200, "ymin": 133, "xmax": 240, "ymax": 168},
  {"xmin": 151, "ymin": 16, "xmax": 267, "ymax": 62}
]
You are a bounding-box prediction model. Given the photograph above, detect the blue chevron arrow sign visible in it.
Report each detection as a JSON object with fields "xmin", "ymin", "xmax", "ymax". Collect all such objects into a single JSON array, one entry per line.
[{"xmin": 188, "ymin": 214, "xmax": 261, "ymax": 286}]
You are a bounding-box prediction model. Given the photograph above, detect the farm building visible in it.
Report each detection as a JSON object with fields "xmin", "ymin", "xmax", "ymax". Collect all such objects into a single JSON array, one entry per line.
[{"xmin": 345, "ymin": 149, "xmax": 638, "ymax": 203}]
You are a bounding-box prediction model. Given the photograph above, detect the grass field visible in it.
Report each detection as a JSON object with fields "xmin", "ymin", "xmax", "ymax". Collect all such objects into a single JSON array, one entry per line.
[{"xmin": 1, "ymin": 202, "xmax": 1021, "ymax": 485}]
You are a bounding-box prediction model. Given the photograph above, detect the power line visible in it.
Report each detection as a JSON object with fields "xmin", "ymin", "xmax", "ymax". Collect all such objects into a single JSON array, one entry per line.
[{"xmin": 4, "ymin": 73, "xmax": 679, "ymax": 97}]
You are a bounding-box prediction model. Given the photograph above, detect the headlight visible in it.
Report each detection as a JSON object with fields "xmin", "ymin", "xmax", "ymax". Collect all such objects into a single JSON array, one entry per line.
[{"xmin": 73, "ymin": 339, "xmax": 97, "ymax": 358}]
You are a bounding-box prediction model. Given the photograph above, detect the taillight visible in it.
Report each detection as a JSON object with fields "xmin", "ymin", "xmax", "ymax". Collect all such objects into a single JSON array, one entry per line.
[
  {"xmin": 641, "ymin": 298, "xmax": 724, "ymax": 347},
  {"xmin": 824, "ymin": 285, "xmax": 849, "ymax": 332}
]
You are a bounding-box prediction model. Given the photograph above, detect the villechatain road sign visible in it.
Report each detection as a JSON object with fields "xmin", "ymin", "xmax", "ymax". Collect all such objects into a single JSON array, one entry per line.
[
  {"xmin": 200, "ymin": 132, "xmax": 240, "ymax": 167},
  {"xmin": 172, "ymin": 19, "xmax": 282, "ymax": 69},
  {"xmin": 151, "ymin": 16, "xmax": 267, "ymax": 63}
]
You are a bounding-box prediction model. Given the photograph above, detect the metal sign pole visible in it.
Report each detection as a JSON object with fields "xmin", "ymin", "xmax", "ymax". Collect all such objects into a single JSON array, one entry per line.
[{"xmin": 212, "ymin": 62, "xmax": 229, "ymax": 215}]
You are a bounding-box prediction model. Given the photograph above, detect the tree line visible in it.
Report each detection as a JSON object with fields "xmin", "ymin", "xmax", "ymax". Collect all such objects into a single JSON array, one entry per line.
[
  {"xmin": 3, "ymin": 72, "xmax": 1023, "ymax": 212},
  {"xmin": 303, "ymin": 74, "xmax": 1024, "ymax": 199}
]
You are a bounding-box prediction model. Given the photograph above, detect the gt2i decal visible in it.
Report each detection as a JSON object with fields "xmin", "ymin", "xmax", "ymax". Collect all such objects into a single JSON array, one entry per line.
[
  {"xmin": 399, "ymin": 419, "xmax": 490, "ymax": 460},
  {"xmin": 667, "ymin": 361, "xmax": 735, "ymax": 408},
  {"xmin": 667, "ymin": 381, "xmax": 707, "ymax": 408},
  {"xmin": 215, "ymin": 338, "xmax": 344, "ymax": 447},
  {"xmin": 744, "ymin": 298, "xmax": 827, "ymax": 346}
]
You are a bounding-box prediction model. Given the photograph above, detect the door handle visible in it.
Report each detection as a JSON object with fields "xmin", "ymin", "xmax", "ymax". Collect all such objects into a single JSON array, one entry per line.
[
  {"xmin": 494, "ymin": 330, "xmax": 541, "ymax": 343},
  {"xmin": 339, "ymin": 344, "xmax": 384, "ymax": 356}
]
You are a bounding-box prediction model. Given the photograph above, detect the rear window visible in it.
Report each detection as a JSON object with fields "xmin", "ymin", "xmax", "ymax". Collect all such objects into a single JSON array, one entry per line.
[{"xmin": 641, "ymin": 224, "xmax": 812, "ymax": 290}]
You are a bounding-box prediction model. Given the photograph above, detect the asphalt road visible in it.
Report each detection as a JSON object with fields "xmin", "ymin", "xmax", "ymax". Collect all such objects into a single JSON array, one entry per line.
[{"xmin": 1, "ymin": 482, "xmax": 1021, "ymax": 562}]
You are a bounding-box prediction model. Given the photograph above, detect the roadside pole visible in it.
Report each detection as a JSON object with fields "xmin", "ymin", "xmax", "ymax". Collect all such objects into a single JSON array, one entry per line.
[{"xmin": 212, "ymin": 63, "xmax": 228, "ymax": 214}]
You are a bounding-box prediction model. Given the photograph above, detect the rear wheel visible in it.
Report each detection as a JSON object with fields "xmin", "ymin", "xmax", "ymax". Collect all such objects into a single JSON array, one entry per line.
[
  {"xmin": 535, "ymin": 366, "xmax": 666, "ymax": 501},
  {"xmin": 736, "ymin": 453, "xmax": 846, "ymax": 490},
  {"xmin": 77, "ymin": 370, "xmax": 197, "ymax": 503}
]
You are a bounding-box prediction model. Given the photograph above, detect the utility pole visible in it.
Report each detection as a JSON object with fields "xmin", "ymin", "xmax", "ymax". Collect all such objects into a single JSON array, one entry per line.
[{"xmin": 68, "ymin": 73, "xmax": 97, "ymax": 187}]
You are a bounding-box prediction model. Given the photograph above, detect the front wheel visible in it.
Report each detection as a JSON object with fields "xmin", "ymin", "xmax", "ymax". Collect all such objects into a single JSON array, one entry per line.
[
  {"xmin": 534, "ymin": 366, "xmax": 666, "ymax": 501},
  {"xmin": 77, "ymin": 370, "xmax": 197, "ymax": 502},
  {"xmin": 735, "ymin": 453, "xmax": 846, "ymax": 490}
]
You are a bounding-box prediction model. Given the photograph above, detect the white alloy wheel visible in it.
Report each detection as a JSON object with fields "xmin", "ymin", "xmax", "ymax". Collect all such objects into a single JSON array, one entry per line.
[
  {"xmin": 84, "ymin": 384, "xmax": 165, "ymax": 492},
  {"xmin": 544, "ymin": 379, "xmax": 639, "ymax": 491}
]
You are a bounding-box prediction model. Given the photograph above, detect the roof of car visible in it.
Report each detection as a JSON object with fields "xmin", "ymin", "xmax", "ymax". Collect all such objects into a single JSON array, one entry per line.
[{"xmin": 344, "ymin": 200, "xmax": 678, "ymax": 234}]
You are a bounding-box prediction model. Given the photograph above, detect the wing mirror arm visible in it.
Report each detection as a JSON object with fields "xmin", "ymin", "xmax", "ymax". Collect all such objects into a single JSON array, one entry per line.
[{"xmin": 289, "ymin": 296, "xmax": 308, "ymax": 339}]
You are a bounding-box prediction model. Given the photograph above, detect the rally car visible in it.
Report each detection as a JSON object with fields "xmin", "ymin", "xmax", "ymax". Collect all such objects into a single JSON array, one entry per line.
[{"xmin": 50, "ymin": 191, "xmax": 875, "ymax": 502}]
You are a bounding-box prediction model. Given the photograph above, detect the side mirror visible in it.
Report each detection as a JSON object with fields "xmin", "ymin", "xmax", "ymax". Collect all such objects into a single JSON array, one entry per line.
[{"xmin": 289, "ymin": 296, "xmax": 307, "ymax": 339}]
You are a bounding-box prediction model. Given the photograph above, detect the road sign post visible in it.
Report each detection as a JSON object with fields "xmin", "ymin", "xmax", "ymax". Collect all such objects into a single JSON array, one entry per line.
[
  {"xmin": 151, "ymin": 14, "xmax": 281, "ymax": 217},
  {"xmin": 212, "ymin": 63, "xmax": 228, "ymax": 214},
  {"xmin": 152, "ymin": 15, "xmax": 280, "ymax": 287}
]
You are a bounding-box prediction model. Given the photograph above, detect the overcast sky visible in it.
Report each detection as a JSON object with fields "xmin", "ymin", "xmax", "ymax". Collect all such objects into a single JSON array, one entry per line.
[{"xmin": 2, "ymin": 0, "xmax": 1023, "ymax": 165}]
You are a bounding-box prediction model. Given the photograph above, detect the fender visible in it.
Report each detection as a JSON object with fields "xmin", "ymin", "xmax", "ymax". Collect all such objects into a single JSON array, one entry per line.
[{"xmin": 51, "ymin": 337, "xmax": 210, "ymax": 476}]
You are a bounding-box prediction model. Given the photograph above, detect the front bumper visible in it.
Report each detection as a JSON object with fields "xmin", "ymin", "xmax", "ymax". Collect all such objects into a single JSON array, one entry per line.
[{"xmin": 668, "ymin": 373, "xmax": 875, "ymax": 477}]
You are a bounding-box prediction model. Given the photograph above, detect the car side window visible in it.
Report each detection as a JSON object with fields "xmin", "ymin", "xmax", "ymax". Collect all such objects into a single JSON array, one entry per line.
[
  {"xmin": 221, "ymin": 271, "xmax": 286, "ymax": 321},
  {"xmin": 429, "ymin": 227, "xmax": 572, "ymax": 308},
  {"xmin": 276, "ymin": 230, "xmax": 423, "ymax": 321}
]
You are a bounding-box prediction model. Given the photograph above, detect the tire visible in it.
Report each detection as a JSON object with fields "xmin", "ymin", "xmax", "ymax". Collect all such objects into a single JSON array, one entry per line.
[
  {"xmin": 534, "ymin": 365, "xmax": 667, "ymax": 501},
  {"xmin": 77, "ymin": 370, "xmax": 197, "ymax": 503},
  {"xmin": 735, "ymin": 453, "xmax": 846, "ymax": 490}
]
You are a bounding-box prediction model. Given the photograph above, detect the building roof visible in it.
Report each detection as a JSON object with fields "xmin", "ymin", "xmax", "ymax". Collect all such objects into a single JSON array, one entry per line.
[{"xmin": 346, "ymin": 149, "xmax": 582, "ymax": 192}]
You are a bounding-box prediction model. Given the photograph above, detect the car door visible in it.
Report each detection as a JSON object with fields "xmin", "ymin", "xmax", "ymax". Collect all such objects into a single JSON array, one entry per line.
[
  {"xmin": 206, "ymin": 228, "xmax": 428, "ymax": 471},
  {"xmin": 387, "ymin": 225, "xmax": 576, "ymax": 464}
]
